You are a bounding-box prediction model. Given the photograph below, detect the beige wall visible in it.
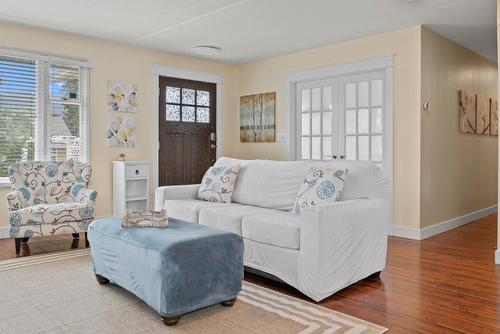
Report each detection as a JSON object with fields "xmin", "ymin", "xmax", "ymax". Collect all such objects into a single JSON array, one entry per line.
[
  {"xmin": 420, "ymin": 27, "xmax": 498, "ymax": 228},
  {"xmin": 498, "ymin": 0, "xmax": 500, "ymax": 251},
  {"xmin": 233, "ymin": 27, "xmax": 423, "ymax": 229},
  {"xmin": 0, "ymin": 21, "xmax": 238, "ymax": 227}
]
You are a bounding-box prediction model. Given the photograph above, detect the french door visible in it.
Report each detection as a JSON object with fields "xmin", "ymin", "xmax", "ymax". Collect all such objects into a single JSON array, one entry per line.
[{"xmin": 296, "ymin": 71, "xmax": 386, "ymax": 168}]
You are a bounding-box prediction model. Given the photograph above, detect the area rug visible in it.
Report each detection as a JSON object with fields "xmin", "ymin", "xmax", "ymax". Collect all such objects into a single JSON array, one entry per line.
[{"xmin": 0, "ymin": 250, "xmax": 387, "ymax": 334}]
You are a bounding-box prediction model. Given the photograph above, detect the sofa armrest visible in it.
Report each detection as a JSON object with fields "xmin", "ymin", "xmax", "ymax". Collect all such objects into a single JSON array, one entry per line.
[
  {"xmin": 6, "ymin": 190, "xmax": 25, "ymax": 211},
  {"xmin": 154, "ymin": 184, "xmax": 200, "ymax": 210},
  {"xmin": 298, "ymin": 198, "xmax": 389, "ymax": 301},
  {"xmin": 79, "ymin": 188, "xmax": 97, "ymax": 206}
]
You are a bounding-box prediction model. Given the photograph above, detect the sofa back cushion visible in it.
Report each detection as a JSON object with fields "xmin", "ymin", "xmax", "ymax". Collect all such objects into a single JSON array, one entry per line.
[
  {"xmin": 214, "ymin": 157, "xmax": 383, "ymax": 211},
  {"xmin": 8, "ymin": 160, "xmax": 92, "ymax": 206}
]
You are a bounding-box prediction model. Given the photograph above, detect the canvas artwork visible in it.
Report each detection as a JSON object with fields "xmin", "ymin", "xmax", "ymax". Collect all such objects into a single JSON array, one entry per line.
[
  {"xmin": 108, "ymin": 80, "xmax": 138, "ymax": 112},
  {"xmin": 491, "ymin": 99, "xmax": 498, "ymax": 136},
  {"xmin": 458, "ymin": 90, "xmax": 476, "ymax": 134},
  {"xmin": 240, "ymin": 92, "xmax": 276, "ymax": 142},
  {"xmin": 476, "ymin": 95, "xmax": 490, "ymax": 135},
  {"xmin": 107, "ymin": 115, "xmax": 137, "ymax": 147}
]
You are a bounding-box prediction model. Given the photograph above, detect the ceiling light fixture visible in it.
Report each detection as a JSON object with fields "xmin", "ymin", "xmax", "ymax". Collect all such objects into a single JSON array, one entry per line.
[{"xmin": 192, "ymin": 45, "xmax": 221, "ymax": 56}]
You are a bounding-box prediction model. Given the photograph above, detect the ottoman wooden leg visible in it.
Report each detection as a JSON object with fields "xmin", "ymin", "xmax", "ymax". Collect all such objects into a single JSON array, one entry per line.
[
  {"xmin": 368, "ymin": 271, "xmax": 382, "ymax": 279},
  {"xmin": 162, "ymin": 316, "xmax": 180, "ymax": 326},
  {"xmin": 221, "ymin": 297, "xmax": 237, "ymax": 307},
  {"xmin": 95, "ymin": 274, "xmax": 110, "ymax": 285}
]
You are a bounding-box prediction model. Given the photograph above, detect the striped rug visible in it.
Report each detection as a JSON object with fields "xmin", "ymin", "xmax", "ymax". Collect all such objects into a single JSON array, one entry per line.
[{"xmin": 0, "ymin": 250, "xmax": 387, "ymax": 333}]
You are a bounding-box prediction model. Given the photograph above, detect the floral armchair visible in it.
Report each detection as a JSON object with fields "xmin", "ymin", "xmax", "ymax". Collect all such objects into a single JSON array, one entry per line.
[{"xmin": 6, "ymin": 160, "xmax": 97, "ymax": 256}]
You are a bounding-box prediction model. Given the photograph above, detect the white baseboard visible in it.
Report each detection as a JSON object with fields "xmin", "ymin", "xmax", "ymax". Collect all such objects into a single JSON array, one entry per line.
[
  {"xmin": 496, "ymin": 250, "xmax": 500, "ymax": 265},
  {"xmin": 0, "ymin": 226, "xmax": 9, "ymax": 239},
  {"xmin": 391, "ymin": 205, "xmax": 497, "ymax": 240}
]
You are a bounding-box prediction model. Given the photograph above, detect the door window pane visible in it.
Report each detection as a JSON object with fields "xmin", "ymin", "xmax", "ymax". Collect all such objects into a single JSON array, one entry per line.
[
  {"xmin": 311, "ymin": 137, "xmax": 321, "ymax": 159},
  {"xmin": 166, "ymin": 104, "xmax": 180, "ymax": 121},
  {"xmin": 323, "ymin": 111, "xmax": 332, "ymax": 135},
  {"xmin": 346, "ymin": 109, "xmax": 356, "ymax": 135},
  {"xmin": 346, "ymin": 83, "xmax": 356, "ymax": 108},
  {"xmin": 358, "ymin": 81, "xmax": 369, "ymax": 107},
  {"xmin": 196, "ymin": 90, "xmax": 210, "ymax": 106},
  {"xmin": 371, "ymin": 80, "xmax": 383, "ymax": 106},
  {"xmin": 302, "ymin": 113, "xmax": 310, "ymax": 135},
  {"xmin": 311, "ymin": 88, "xmax": 321, "ymax": 111},
  {"xmin": 181, "ymin": 106, "xmax": 195, "ymax": 122},
  {"xmin": 302, "ymin": 137, "xmax": 310, "ymax": 159},
  {"xmin": 182, "ymin": 88, "xmax": 195, "ymax": 105},
  {"xmin": 166, "ymin": 87, "xmax": 180, "ymax": 103},
  {"xmin": 358, "ymin": 136, "xmax": 369, "ymax": 160},
  {"xmin": 196, "ymin": 107, "xmax": 210, "ymax": 123},
  {"xmin": 371, "ymin": 135, "xmax": 383, "ymax": 161},
  {"xmin": 322, "ymin": 137, "xmax": 332, "ymax": 160},
  {"xmin": 311, "ymin": 112, "xmax": 321, "ymax": 135},
  {"xmin": 346, "ymin": 136, "xmax": 357, "ymax": 160},
  {"xmin": 301, "ymin": 89, "xmax": 310, "ymax": 112},
  {"xmin": 323, "ymin": 87, "xmax": 332, "ymax": 110},
  {"xmin": 371, "ymin": 108, "xmax": 383, "ymax": 133},
  {"xmin": 358, "ymin": 109, "xmax": 369, "ymax": 134}
]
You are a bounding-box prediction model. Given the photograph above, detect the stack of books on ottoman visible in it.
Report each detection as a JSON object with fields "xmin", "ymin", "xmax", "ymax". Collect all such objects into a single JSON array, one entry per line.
[{"xmin": 122, "ymin": 209, "xmax": 168, "ymax": 228}]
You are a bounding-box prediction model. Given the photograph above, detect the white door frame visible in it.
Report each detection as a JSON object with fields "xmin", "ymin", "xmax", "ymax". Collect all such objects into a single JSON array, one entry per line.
[
  {"xmin": 151, "ymin": 64, "xmax": 223, "ymax": 192},
  {"xmin": 284, "ymin": 56, "xmax": 394, "ymax": 227}
]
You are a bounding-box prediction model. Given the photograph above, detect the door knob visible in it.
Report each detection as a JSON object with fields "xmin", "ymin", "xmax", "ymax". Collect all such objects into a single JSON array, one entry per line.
[{"xmin": 210, "ymin": 144, "xmax": 217, "ymax": 149}]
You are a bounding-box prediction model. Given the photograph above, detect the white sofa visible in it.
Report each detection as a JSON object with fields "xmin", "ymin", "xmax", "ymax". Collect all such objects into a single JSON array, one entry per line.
[{"xmin": 155, "ymin": 157, "xmax": 390, "ymax": 302}]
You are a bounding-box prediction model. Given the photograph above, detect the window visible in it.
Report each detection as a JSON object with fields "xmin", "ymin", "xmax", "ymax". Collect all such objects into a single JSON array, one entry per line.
[
  {"xmin": 165, "ymin": 86, "xmax": 211, "ymax": 123},
  {"xmin": 296, "ymin": 71, "xmax": 385, "ymax": 165},
  {"xmin": 0, "ymin": 51, "xmax": 89, "ymax": 182}
]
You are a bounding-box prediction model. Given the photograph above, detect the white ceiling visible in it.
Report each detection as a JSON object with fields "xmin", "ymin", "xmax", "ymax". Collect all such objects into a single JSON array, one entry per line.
[{"xmin": 0, "ymin": 0, "xmax": 496, "ymax": 64}]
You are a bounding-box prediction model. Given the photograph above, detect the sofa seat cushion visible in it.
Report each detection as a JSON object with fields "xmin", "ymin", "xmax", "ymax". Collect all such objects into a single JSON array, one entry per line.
[
  {"xmin": 164, "ymin": 199, "xmax": 231, "ymax": 223},
  {"xmin": 9, "ymin": 202, "xmax": 95, "ymax": 237},
  {"xmin": 242, "ymin": 213, "xmax": 300, "ymax": 250},
  {"xmin": 199, "ymin": 205, "xmax": 281, "ymax": 236}
]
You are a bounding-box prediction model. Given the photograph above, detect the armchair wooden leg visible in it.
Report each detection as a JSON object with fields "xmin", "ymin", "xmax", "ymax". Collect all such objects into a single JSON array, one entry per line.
[
  {"xmin": 15, "ymin": 238, "xmax": 21, "ymax": 257},
  {"xmin": 85, "ymin": 232, "xmax": 89, "ymax": 248},
  {"xmin": 72, "ymin": 233, "xmax": 80, "ymax": 239},
  {"xmin": 221, "ymin": 297, "xmax": 237, "ymax": 307}
]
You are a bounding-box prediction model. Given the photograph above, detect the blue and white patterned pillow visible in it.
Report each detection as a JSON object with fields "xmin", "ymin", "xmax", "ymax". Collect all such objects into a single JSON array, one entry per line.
[
  {"xmin": 293, "ymin": 167, "xmax": 347, "ymax": 214},
  {"xmin": 198, "ymin": 164, "xmax": 241, "ymax": 203}
]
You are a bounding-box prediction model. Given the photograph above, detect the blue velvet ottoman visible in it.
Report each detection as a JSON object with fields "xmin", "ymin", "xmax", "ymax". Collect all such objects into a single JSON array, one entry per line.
[{"xmin": 88, "ymin": 217, "xmax": 243, "ymax": 326}]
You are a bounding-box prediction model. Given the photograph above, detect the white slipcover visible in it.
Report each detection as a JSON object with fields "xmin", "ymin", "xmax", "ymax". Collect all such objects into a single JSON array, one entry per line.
[
  {"xmin": 242, "ymin": 213, "xmax": 300, "ymax": 250},
  {"xmin": 199, "ymin": 205, "xmax": 280, "ymax": 235},
  {"xmin": 163, "ymin": 199, "xmax": 230, "ymax": 223},
  {"xmin": 155, "ymin": 157, "xmax": 390, "ymax": 302}
]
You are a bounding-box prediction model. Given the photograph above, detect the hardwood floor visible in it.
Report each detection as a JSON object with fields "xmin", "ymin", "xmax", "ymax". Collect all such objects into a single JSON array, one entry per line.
[{"xmin": 0, "ymin": 215, "xmax": 498, "ymax": 333}]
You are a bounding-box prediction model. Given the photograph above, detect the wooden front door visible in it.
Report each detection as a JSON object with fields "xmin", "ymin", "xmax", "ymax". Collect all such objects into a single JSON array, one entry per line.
[{"xmin": 159, "ymin": 76, "xmax": 216, "ymax": 186}]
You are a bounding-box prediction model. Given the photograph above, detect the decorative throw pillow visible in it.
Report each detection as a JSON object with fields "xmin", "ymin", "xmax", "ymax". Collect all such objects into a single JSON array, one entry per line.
[
  {"xmin": 198, "ymin": 164, "xmax": 241, "ymax": 203},
  {"xmin": 293, "ymin": 167, "xmax": 347, "ymax": 214}
]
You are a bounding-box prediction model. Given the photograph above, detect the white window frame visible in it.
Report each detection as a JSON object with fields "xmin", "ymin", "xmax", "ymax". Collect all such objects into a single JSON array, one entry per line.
[{"xmin": 0, "ymin": 48, "xmax": 91, "ymax": 187}]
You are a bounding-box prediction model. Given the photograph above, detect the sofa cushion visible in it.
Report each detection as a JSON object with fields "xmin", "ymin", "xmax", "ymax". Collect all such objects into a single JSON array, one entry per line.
[
  {"xmin": 199, "ymin": 205, "xmax": 280, "ymax": 236},
  {"xmin": 197, "ymin": 164, "xmax": 241, "ymax": 203},
  {"xmin": 242, "ymin": 213, "xmax": 300, "ymax": 250},
  {"xmin": 164, "ymin": 199, "xmax": 231, "ymax": 223},
  {"xmin": 293, "ymin": 167, "xmax": 347, "ymax": 214},
  {"xmin": 214, "ymin": 157, "xmax": 383, "ymax": 211},
  {"xmin": 215, "ymin": 157, "xmax": 308, "ymax": 211}
]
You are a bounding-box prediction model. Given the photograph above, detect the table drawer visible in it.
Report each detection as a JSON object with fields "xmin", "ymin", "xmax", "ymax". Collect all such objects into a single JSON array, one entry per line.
[{"xmin": 126, "ymin": 165, "xmax": 148, "ymax": 178}]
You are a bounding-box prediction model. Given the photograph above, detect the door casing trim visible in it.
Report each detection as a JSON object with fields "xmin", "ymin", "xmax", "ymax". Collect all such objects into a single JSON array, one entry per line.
[{"xmin": 152, "ymin": 64, "xmax": 223, "ymax": 193}]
